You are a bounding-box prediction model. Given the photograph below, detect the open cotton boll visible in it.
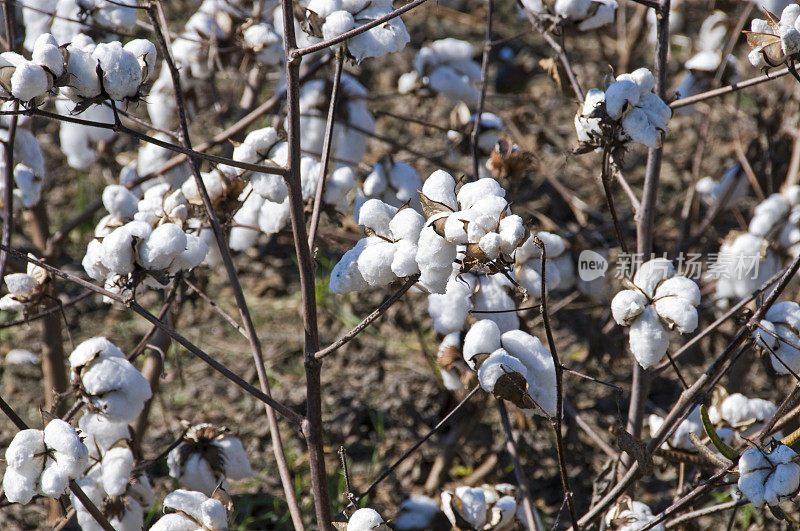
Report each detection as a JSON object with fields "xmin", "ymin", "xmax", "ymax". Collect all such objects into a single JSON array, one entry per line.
[
  {"xmin": 357, "ymin": 238, "xmax": 397, "ymax": 286},
  {"xmin": 69, "ymin": 336, "xmax": 125, "ymax": 369},
  {"xmin": 100, "ymin": 226, "xmax": 136, "ymax": 275},
  {"xmin": 628, "ymin": 306, "xmax": 670, "ymax": 369},
  {"xmin": 604, "ymin": 500, "xmax": 663, "ymax": 531},
  {"xmin": 463, "ymin": 319, "xmax": 502, "ymax": 369},
  {"xmin": 78, "ymin": 412, "xmax": 130, "ymax": 456},
  {"xmin": 9, "ymin": 61, "xmax": 49, "ymax": 101},
  {"xmin": 210, "ymin": 437, "xmax": 253, "ymax": 480},
  {"xmin": 161, "ymin": 489, "xmax": 228, "ymax": 529},
  {"xmin": 358, "ymin": 199, "xmax": 398, "ymax": 237},
  {"xmin": 4, "ymin": 273, "xmax": 36, "ymax": 298},
  {"xmin": 347, "ymin": 13, "xmax": 410, "ymax": 62},
  {"xmin": 2, "ymin": 466, "xmax": 40, "ymax": 504},
  {"xmin": 416, "ymin": 226, "xmax": 457, "ymax": 292},
  {"xmin": 168, "ymin": 452, "xmax": 218, "ymax": 495},
  {"xmin": 102, "ymin": 446, "xmax": 135, "ymax": 496},
  {"xmin": 138, "ymin": 223, "xmax": 187, "ymax": 271},
  {"xmin": 391, "ymin": 239, "xmax": 420, "ymax": 277},
  {"xmin": 93, "ymin": 0, "xmax": 139, "ymax": 31},
  {"xmin": 80, "ymin": 357, "xmax": 152, "ymax": 423},
  {"xmin": 577, "ymin": 0, "xmax": 617, "ymax": 30},
  {"xmin": 64, "ymin": 47, "xmax": 101, "ymax": 99},
  {"xmin": 474, "ymin": 275, "xmax": 519, "ymax": 332},
  {"xmin": 444, "ymin": 209, "xmax": 480, "ymax": 244},
  {"xmin": 347, "ymin": 507, "xmax": 387, "ymax": 530},
  {"xmin": 750, "ymin": 193, "xmax": 790, "ymax": 237},
  {"xmin": 39, "ymin": 461, "xmax": 69, "ymax": 498},
  {"xmin": 739, "ymin": 444, "xmax": 800, "ymax": 507},
  {"xmin": 330, "ymin": 238, "xmax": 372, "ymax": 293},
  {"xmin": 421, "ymin": 170, "xmax": 458, "ymax": 210},
  {"xmin": 428, "ymin": 65, "xmax": 480, "ymax": 106},
  {"xmin": 32, "ymin": 39, "xmax": 64, "ymax": 78},
  {"xmin": 632, "ymin": 258, "xmax": 675, "ymax": 298},
  {"xmin": 244, "ymin": 23, "xmax": 283, "ymax": 65},
  {"xmin": 501, "ymin": 330, "xmax": 557, "ymax": 417},
  {"xmin": 442, "ymin": 487, "xmax": 487, "ymax": 530},
  {"xmin": 123, "ymin": 39, "xmax": 157, "ymax": 81},
  {"xmin": 604, "ymin": 79, "xmax": 640, "ymax": 119},
  {"xmin": 5, "ymin": 429, "xmax": 46, "ymax": 472},
  {"xmin": 322, "ymin": 11, "xmax": 355, "ymax": 40},
  {"xmin": 611, "ymin": 289, "xmax": 647, "ymax": 325},
  {"xmin": 389, "ymin": 208, "xmax": 425, "ymax": 241},
  {"xmin": 498, "ymin": 215, "xmax": 526, "ymax": 257},
  {"xmin": 102, "ymin": 185, "xmax": 139, "ymax": 221},
  {"xmin": 428, "ymin": 276, "xmax": 473, "ymax": 334},
  {"xmin": 653, "ymin": 295, "xmax": 698, "ymax": 333},
  {"xmin": 395, "ymin": 495, "xmax": 445, "ymax": 530},
  {"xmin": 621, "ymin": 107, "xmax": 659, "ymax": 149},
  {"xmin": 92, "ymin": 42, "xmax": 142, "ymax": 101},
  {"xmin": 43, "ymin": 419, "xmax": 89, "ymax": 477}
]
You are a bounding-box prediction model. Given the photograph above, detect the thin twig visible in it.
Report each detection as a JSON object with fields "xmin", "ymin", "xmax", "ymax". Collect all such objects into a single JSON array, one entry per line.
[
  {"xmin": 496, "ymin": 399, "xmax": 538, "ymax": 531},
  {"xmin": 471, "ymin": 0, "xmax": 493, "ymax": 180}
]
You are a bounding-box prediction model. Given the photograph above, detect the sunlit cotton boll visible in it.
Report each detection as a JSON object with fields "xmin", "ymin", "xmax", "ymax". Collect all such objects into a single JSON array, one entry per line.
[
  {"xmin": 347, "ymin": 507, "xmax": 388, "ymax": 530},
  {"xmin": 149, "ymin": 489, "xmax": 228, "ymax": 531},
  {"xmin": 739, "ymin": 443, "xmax": 800, "ymax": 507}
]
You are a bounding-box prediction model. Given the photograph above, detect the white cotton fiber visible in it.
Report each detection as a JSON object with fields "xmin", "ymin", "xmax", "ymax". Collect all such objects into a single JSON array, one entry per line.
[
  {"xmin": 628, "ymin": 305, "xmax": 670, "ymax": 369},
  {"xmin": 463, "ymin": 319, "xmax": 502, "ymax": 368}
]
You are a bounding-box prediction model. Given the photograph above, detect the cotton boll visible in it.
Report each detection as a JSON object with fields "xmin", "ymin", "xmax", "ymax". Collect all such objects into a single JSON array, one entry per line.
[
  {"xmin": 577, "ymin": 0, "xmax": 617, "ymax": 30},
  {"xmin": 101, "ymin": 226, "xmax": 137, "ymax": 275},
  {"xmin": 739, "ymin": 444, "xmax": 800, "ymax": 507},
  {"xmin": 604, "ymin": 80, "xmax": 640, "ymax": 119},
  {"xmin": 463, "ymin": 319, "xmax": 502, "ymax": 368},
  {"xmin": 102, "ymin": 446, "xmax": 134, "ymax": 496},
  {"xmin": 358, "ymin": 199, "xmax": 398, "ymax": 237},
  {"xmin": 2, "ymin": 466, "xmax": 39, "ymax": 504},
  {"xmin": 9, "ymin": 61, "xmax": 49, "ymax": 101},
  {"xmin": 123, "ymin": 39, "xmax": 158, "ymax": 81},
  {"xmin": 199, "ymin": 498, "xmax": 228, "ymax": 529},
  {"xmin": 4, "ymin": 272, "xmax": 36, "ymax": 298},
  {"xmin": 766, "ymin": 301, "xmax": 800, "ymax": 331},
  {"xmin": 498, "ymin": 215, "xmax": 526, "ymax": 258},
  {"xmin": 653, "ymin": 296, "xmax": 698, "ymax": 333},
  {"xmin": 390, "ymin": 239, "xmax": 420, "ymax": 277},
  {"xmin": 80, "ymin": 356, "xmax": 152, "ymax": 422},
  {"xmin": 322, "ymin": 11, "xmax": 355, "ymax": 40},
  {"xmin": 389, "ymin": 208, "xmax": 425, "ymax": 241},
  {"xmin": 138, "ymin": 223, "xmax": 187, "ymax": 271},
  {"xmin": 421, "ymin": 170, "xmax": 458, "ymax": 210},
  {"xmin": 395, "ymin": 495, "xmax": 444, "ymax": 530},
  {"xmin": 326, "ymin": 166, "xmax": 356, "ymax": 206},
  {"xmin": 428, "ymin": 65, "xmax": 480, "ymax": 106},
  {"xmin": 357, "ymin": 238, "xmax": 397, "ymax": 286},
  {"xmin": 215, "ymin": 437, "xmax": 252, "ymax": 479},
  {"xmin": 70, "ymin": 336, "xmax": 125, "ymax": 369},
  {"xmin": 348, "ymin": 15, "xmax": 410, "ymax": 63},
  {"xmin": 611, "ymin": 289, "xmax": 647, "ymax": 325},
  {"xmin": 176, "ymin": 234, "xmax": 209, "ymax": 271},
  {"xmin": 621, "ymin": 107, "xmax": 659, "ymax": 148},
  {"xmin": 167, "ymin": 452, "xmax": 218, "ymax": 495},
  {"xmin": 347, "ymin": 507, "xmax": 386, "ymax": 530},
  {"xmin": 442, "ymin": 486, "xmax": 487, "ymax": 530},
  {"xmin": 78, "ymin": 412, "xmax": 130, "ymax": 455},
  {"xmin": 92, "ymin": 42, "xmax": 143, "ymax": 101},
  {"xmin": 43, "ymin": 419, "xmax": 88, "ymax": 477},
  {"xmin": 330, "ymin": 238, "xmax": 371, "ymax": 293},
  {"xmin": 633, "ymin": 258, "xmax": 675, "ymax": 298},
  {"xmin": 628, "ymin": 305, "xmax": 669, "ymax": 369},
  {"xmin": 471, "ymin": 195, "xmax": 508, "ymax": 219},
  {"xmin": 5, "ymin": 429, "xmax": 46, "ymax": 473},
  {"xmin": 428, "ymin": 276, "xmax": 473, "ymax": 334},
  {"xmin": 32, "ymin": 40, "xmax": 64, "ymax": 78},
  {"xmin": 653, "ymin": 275, "xmax": 700, "ymax": 305},
  {"xmin": 501, "ymin": 330, "xmax": 557, "ymax": 417},
  {"xmin": 474, "ymin": 275, "xmax": 519, "ymax": 332},
  {"xmin": 102, "ymin": 185, "xmax": 138, "ymax": 221},
  {"xmin": 64, "ymin": 47, "xmax": 101, "ymax": 99}
]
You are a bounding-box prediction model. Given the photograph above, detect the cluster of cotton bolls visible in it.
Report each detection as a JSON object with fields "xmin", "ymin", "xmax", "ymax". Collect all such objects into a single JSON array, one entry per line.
[
  {"xmin": 575, "ymin": 68, "xmax": 672, "ymax": 150},
  {"xmin": 674, "ymin": 12, "xmax": 738, "ymax": 100},
  {"xmin": 22, "ymin": 0, "xmax": 139, "ymax": 50},
  {"xmin": 167, "ymin": 423, "xmax": 253, "ymax": 496},
  {"xmin": 82, "ymin": 179, "xmax": 210, "ymax": 298},
  {"xmin": 754, "ymin": 301, "xmax": 800, "ymax": 376},
  {"xmin": 398, "ymin": 38, "xmax": 482, "ymax": 107},
  {"xmin": 296, "ymin": 74, "xmax": 375, "ymax": 165},
  {"xmin": 149, "ymin": 489, "xmax": 229, "ymax": 531},
  {"xmin": 225, "ymin": 126, "xmax": 354, "ymax": 252},
  {"xmin": 738, "ymin": 442, "xmax": 800, "ymax": 508},
  {"xmin": 1, "ymin": 31, "xmax": 156, "ymax": 107},
  {"xmin": 354, "ymin": 155, "xmax": 421, "ymax": 217},
  {"xmin": 2, "ymin": 419, "xmax": 89, "ymax": 504},
  {"xmin": 747, "ymin": 4, "xmax": 800, "ymax": 68},
  {"xmin": 520, "ymin": 0, "xmax": 618, "ymax": 32},
  {"xmin": 611, "ymin": 258, "xmax": 701, "ymax": 369},
  {"xmin": 604, "ymin": 498, "xmax": 664, "ymax": 531},
  {"xmin": 417, "ymin": 171, "xmax": 528, "ymax": 294},
  {"xmin": 302, "ymin": 0, "xmax": 410, "ymax": 62},
  {"xmin": 712, "ymin": 187, "xmax": 800, "ymax": 305},
  {"xmin": 0, "ymin": 254, "xmax": 49, "ymax": 314},
  {"xmin": 330, "ymin": 200, "xmax": 425, "ymax": 292},
  {"xmin": 462, "ymin": 319, "xmax": 557, "ymax": 416}
]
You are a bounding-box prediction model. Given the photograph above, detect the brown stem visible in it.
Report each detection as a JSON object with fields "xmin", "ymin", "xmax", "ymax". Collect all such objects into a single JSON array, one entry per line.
[
  {"xmin": 496, "ymin": 400, "xmax": 539, "ymax": 531},
  {"xmin": 470, "ymin": 0, "xmax": 493, "ymax": 179}
]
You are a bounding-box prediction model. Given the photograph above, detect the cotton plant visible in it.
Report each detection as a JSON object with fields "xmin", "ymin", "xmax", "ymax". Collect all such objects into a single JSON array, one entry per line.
[
  {"xmin": 354, "ymin": 155, "xmax": 421, "ymax": 217},
  {"xmin": 520, "ymin": 0, "xmax": 618, "ymax": 32},
  {"xmin": 398, "ymin": 38, "xmax": 482, "ymax": 107},
  {"xmin": 345, "ymin": 507, "xmax": 390, "ymax": 530},
  {"xmin": 462, "ymin": 319, "xmax": 557, "ymax": 417},
  {"xmin": 416, "ymin": 171, "xmax": 528, "ymax": 294},
  {"xmin": 167, "ymin": 423, "xmax": 253, "ymax": 496},
  {"xmin": 2, "ymin": 419, "xmax": 89, "ymax": 504},
  {"xmin": 226, "ymin": 126, "xmax": 355, "ymax": 251},
  {"xmin": 440, "ymin": 484, "xmax": 520, "ymax": 531},
  {"xmin": 738, "ymin": 442, "xmax": 800, "ymax": 508},
  {"xmin": 149, "ymin": 489, "xmax": 229, "ymax": 531},
  {"xmin": 604, "ymin": 498, "xmax": 664, "ymax": 531},
  {"xmin": 295, "ymin": 74, "xmax": 376, "ymax": 166},
  {"xmin": 754, "ymin": 301, "xmax": 800, "ymax": 376},
  {"xmin": 0, "ymin": 120, "xmax": 46, "ymax": 211},
  {"xmin": 514, "ymin": 231, "xmax": 575, "ymax": 294},
  {"xmin": 329, "ymin": 199, "xmax": 425, "ymax": 293},
  {"xmin": 611, "ymin": 258, "xmax": 701, "ymax": 369},
  {"xmin": 302, "ymin": 0, "xmax": 410, "ymax": 62},
  {"xmin": 0, "ymin": 254, "xmax": 50, "ymax": 314},
  {"xmin": 746, "ymin": 4, "xmax": 800, "ymax": 71},
  {"xmin": 69, "ymin": 337, "xmax": 152, "ymax": 424},
  {"xmin": 574, "ymin": 68, "xmax": 672, "ymax": 151}
]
